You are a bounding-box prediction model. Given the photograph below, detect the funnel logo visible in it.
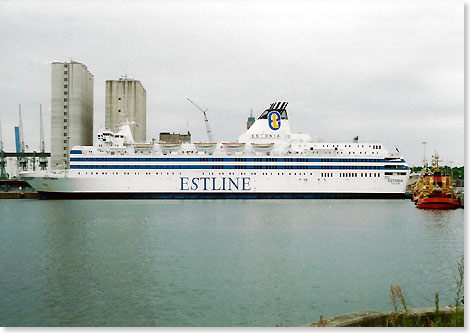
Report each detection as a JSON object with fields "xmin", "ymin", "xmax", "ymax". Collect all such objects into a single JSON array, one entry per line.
[{"xmin": 268, "ymin": 111, "xmax": 281, "ymax": 130}]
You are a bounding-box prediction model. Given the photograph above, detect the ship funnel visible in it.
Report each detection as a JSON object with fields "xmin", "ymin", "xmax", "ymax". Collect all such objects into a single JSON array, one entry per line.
[{"xmin": 267, "ymin": 101, "xmax": 288, "ymax": 111}]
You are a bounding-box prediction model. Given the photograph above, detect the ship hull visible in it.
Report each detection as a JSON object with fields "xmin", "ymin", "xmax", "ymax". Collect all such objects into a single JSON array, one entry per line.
[
  {"xmin": 417, "ymin": 197, "xmax": 460, "ymax": 209},
  {"xmin": 36, "ymin": 191, "xmax": 407, "ymax": 200},
  {"xmin": 23, "ymin": 166, "xmax": 409, "ymax": 200}
]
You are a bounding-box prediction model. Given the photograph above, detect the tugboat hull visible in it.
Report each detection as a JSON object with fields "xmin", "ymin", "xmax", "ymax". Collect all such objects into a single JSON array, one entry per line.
[{"xmin": 417, "ymin": 197, "xmax": 460, "ymax": 209}]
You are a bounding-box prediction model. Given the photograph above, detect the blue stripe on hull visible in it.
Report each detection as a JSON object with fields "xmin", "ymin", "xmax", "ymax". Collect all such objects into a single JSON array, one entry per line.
[
  {"xmin": 38, "ymin": 192, "xmax": 407, "ymax": 200},
  {"xmin": 70, "ymin": 157, "xmax": 407, "ymax": 163},
  {"xmin": 69, "ymin": 164, "xmax": 410, "ymax": 170}
]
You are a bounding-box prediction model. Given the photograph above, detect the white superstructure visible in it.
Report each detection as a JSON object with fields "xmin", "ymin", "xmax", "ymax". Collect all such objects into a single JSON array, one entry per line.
[{"xmin": 22, "ymin": 102, "xmax": 411, "ymax": 199}]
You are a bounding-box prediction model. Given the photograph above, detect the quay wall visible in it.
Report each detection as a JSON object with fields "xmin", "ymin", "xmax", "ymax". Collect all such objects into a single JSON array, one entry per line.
[
  {"xmin": 304, "ymin": 306, "xmax": 458, "ymax": 327},
  {"xmin": 0, "ymin": 192, "xmax": 39, "ymax": 199}
]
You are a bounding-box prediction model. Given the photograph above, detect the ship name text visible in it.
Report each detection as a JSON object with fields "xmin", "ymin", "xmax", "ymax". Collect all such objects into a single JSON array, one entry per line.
[{"xmin": 180, "ymin": 177, "xmax": 251, "ymax": 191}]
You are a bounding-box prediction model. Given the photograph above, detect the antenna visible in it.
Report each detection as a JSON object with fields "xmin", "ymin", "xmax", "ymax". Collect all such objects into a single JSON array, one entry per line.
[{"xmin": 187, "ymin": 98, "xmax": 213, "ymax": 142}]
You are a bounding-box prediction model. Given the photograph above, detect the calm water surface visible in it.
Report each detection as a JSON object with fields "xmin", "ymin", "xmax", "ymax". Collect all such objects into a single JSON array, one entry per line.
[{"xmin": 0, "ymin": 199, "xmax": 464, "ymax": 326}]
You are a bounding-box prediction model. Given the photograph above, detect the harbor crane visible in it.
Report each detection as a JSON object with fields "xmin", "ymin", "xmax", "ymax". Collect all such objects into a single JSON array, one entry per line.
[
  {"xmin": 18, "ymin": 104, "xmax": 28, "ymax": 171},
  {"xmin": 39, "ymin": 104, "xmax": 47, "ymax": 170},
  {"xmin": 0, "ymin": 114, "xmax": 6, "ymax": 179},
  {"xmin": 187, "ymin": 98, "xmax": 214, "ymax": 142}
]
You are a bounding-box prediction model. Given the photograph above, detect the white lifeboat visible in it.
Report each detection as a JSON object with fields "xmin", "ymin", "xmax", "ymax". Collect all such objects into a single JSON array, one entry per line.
[
  {"xmin": 158, "ymin": 142, "xmax": 182, "ymax": 151},
  {"xmin": 132, "ymin": 142, "xmax": 155, "ymax": 149},
  {"xmin": 251, "ymin": 142, "xmax": 274, "ymax": 152},
  {"xmin": 222, "ymin": 142, "xmax": 246, "ymax": 152},
  {"xmin": 194, "ymin": 142, "xmax": 217, "ymax": 153}
]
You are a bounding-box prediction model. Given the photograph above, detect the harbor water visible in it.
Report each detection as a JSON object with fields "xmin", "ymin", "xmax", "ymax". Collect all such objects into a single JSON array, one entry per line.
[{"xmin": 0, "ymin": 199, "xmax": 464, "ymax": 326}]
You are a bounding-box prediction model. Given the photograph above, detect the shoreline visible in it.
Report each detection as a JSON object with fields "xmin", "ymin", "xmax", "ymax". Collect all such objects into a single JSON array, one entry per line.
[{"xmin": 304, "ymin": 306, "xmax": 461, "ymax": 327}]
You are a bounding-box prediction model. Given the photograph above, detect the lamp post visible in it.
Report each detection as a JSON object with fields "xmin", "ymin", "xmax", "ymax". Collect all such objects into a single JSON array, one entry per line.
[{"xmin": 421, "ymin": 141, "xmax": 427, "ymax": 167}]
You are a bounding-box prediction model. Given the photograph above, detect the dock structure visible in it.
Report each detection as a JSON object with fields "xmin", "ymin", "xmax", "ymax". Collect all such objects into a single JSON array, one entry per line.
[
  {"xmin": 0, "ymin": 104, "xmax": 51, "ymax": 179},
  {"xmin": 454, "ymin": 188, "xmax": 464, "ymax": 207},
  {"xmin": 0, "ymin": 152, "xmax": 51, "ymax": 179},
  {"xmin": 0, "ymin": 179, "xmax": 38, "ymax": 199}
]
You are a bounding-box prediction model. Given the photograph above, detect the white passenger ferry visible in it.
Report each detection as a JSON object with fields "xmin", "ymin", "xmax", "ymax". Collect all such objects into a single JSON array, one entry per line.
[{"xmin": 22, "ymin": 102, "xmax": 411, "ymax": 199}]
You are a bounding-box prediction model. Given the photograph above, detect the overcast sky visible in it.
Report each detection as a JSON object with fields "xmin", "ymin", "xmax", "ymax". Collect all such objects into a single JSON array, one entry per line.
[{"xmin": 0, "ymin": 0, "xmax": 464, "ymax": 166}]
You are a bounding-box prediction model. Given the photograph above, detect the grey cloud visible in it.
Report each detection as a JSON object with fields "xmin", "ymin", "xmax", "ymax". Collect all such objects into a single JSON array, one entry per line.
[{"xmin": 0, "ymin": 0, "xmax": 463, "ymax": 167}]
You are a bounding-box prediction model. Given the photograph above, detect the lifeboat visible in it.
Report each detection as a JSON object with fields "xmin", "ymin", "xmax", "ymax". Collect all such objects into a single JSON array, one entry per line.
[
  {"xmin": 132, "ymin": 142, "xmax": 154, "ymax": 149},
  {"xmin": 193, "ymin": 142, "xmax": 217, "ymax": 153},
  {"xmin": 158, "ymin": 142, "xmax": 182, "ymax": 151},
  {"xmin": 251, "ymin": 142, "xmax": 274, "ymax": 152},
  {"xmin": 222, "ymin": 142, "xmax": 246, "ymax": 151}
]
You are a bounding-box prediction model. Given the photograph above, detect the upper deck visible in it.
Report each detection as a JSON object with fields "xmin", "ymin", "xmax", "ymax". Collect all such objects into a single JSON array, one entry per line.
[{"xmin": 74, "ymin": 101, "xmax": 404, "ymax": 161}]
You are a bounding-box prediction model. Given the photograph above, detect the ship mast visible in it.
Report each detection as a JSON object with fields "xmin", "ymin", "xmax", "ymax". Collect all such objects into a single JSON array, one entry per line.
[{"xmin": 432, "ymin": 153, "xmax": 443, "ymax": 172}]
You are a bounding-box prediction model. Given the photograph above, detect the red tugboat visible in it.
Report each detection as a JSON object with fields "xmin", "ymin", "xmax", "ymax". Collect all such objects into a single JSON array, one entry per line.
[{"xmin": 415, "ymin": 154, "xmax": 459, "ymax": 210}]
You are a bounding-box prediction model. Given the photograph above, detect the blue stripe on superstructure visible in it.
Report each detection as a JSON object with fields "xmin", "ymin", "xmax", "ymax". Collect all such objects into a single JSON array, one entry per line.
[
  {"xmin": 70, "ymin": 150, "xmax": 82, "ymax": 155},
  {"xmin": 70, "ymin": 157, "xmax": 407, "ymax": 163},
  {"xmin": 69, "ymin": 164, "xmax": 410, "ymax": 170}
]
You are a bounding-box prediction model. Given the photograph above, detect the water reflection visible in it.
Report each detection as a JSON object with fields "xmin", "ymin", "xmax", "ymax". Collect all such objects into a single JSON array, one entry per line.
[{"xmin": 0, "ymin": 199, "xmax": 464, "ymax": 326}]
